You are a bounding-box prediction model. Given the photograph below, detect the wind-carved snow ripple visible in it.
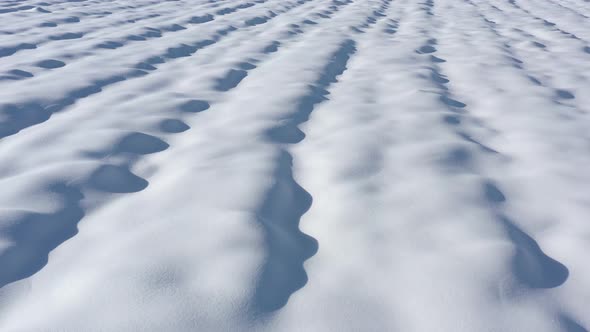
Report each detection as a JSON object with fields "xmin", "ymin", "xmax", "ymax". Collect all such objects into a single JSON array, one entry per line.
[
  {"xmin": 0, "ymin": 0, "xmax": 262, "ymax": 60},
  {"xmin": 351, "ymin": 0, "xmax": 392, "ymax": 33},
  {"xmin": 0, "ymin": 0, "xmax": 322, "ymax": 290},
  {"xmin": 0, "ymin": 130, "xmax": 173, "ymax": 290},
  {"xmin": 502, "ymin": 0, "xmax": 586, "ymax": 43},
  {"xmin": 0, "ymin": 0, "xmax": 310, "ymax": 140},
  {"xmin": 483, "ymin": 181, "xmax": 569, "ymax": 289},
  {"xmin": 415, "ymin": 36, "xmax": 569, "ymax": 289},
  {"xmin": 464, "ymin": 0, "xmax": 578, "ymax": 107},
  {"xmin": 0, "ymin": 183, "xmax": 84, "ymax": 289},
  {"xmin": 0, "ymin": 47, "xmax": 223, "ymax": 290},
  {"xmin": 253, "ymin": 40, "xmax": 357, "ymax": 313}
]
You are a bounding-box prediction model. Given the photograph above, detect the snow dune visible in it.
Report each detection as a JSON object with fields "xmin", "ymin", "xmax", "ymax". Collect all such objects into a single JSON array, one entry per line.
[{"xmin": 0, "ymin": 0, "xmax": 589, "ymax": 330}]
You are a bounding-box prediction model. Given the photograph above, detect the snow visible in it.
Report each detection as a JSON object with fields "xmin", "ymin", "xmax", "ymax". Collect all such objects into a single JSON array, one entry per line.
[{"xmin": 0, "ymin": 0, "xmax": 589, "ymax": 330}]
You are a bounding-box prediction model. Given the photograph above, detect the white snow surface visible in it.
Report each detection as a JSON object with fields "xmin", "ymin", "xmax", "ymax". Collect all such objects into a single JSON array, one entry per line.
[{"xmin": 1, "ymin": 0, "xmax": 590, "ymax": 330}]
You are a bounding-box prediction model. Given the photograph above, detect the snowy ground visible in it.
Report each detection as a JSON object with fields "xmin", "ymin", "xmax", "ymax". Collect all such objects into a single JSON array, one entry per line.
[{"xmin": 1, "ymin": 0, "xmax": 590, "ymax": 330}]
